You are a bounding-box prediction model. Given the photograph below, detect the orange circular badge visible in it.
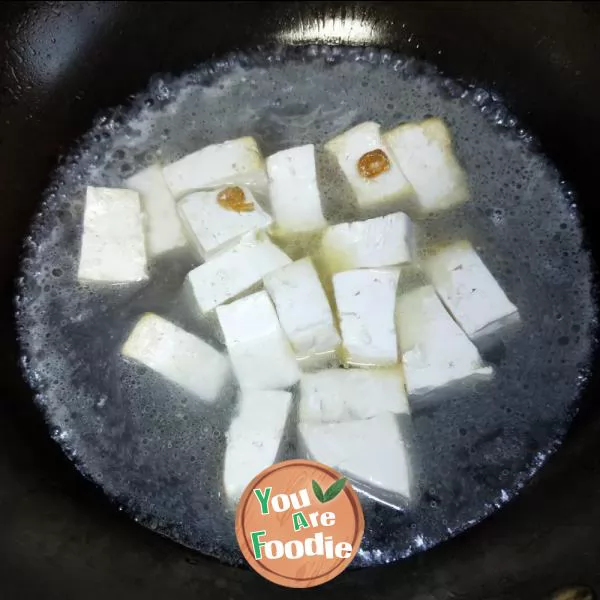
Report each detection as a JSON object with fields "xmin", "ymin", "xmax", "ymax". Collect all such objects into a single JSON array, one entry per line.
[{"xmin": 235, "ymin": 459, "xmax": 364, "ymax": 588}]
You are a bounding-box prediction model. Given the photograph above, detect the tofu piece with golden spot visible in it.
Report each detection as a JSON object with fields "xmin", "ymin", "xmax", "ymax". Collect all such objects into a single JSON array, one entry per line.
[
  {"xmin": 178, "ymin": 185, "xmax": 272, "ymax": 260},
  {"xmin": 325, "ymin": 122, "xmax": 414, "ymax": 215}
]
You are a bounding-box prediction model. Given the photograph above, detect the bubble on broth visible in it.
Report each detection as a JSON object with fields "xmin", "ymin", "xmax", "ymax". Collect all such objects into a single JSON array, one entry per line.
[{"xmin": 15, "ymin": 45, "xmax": 596, "ymax": 567}]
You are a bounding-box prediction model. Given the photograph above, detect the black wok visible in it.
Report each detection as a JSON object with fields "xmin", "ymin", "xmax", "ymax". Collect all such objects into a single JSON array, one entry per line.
[{"xmin": 1, "ymin": 2, "xmax": 600, "ymax": 599}]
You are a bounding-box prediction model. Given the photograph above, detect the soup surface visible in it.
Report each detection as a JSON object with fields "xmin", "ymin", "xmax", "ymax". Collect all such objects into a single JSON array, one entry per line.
[{"xmin": 16, "ymin": 46, "xmax": 595, "ymax": 566}]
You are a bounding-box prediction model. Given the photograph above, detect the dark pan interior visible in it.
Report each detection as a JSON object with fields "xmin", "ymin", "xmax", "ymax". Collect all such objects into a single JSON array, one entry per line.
[{"xmin": 1, "ymin": 3, "xmax": 600, "ymax": 599}]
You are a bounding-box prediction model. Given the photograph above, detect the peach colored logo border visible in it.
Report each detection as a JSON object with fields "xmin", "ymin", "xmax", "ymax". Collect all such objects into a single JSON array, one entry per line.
[{"xmin": 235, "ymin": 459, "xmax": 365, "ymax": 588}]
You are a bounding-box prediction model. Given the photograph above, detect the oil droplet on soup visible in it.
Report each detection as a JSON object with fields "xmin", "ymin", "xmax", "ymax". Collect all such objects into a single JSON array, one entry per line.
[{"xmin": 357, "ymin": 149, "xmax": 391, "ymax": 179}]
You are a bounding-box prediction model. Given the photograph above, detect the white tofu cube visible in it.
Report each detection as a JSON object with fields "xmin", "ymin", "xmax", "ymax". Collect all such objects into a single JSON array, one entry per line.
[
  {"xmin": 324, "ymin": 122, "xmax": 413, "ymax": 215},
  {"xmin": 422, "ymin": 240, "xmax": 519, "ymax": 339},
  {"xmin": 263, "ymin": 258, "xmax": 340, "ymax": 364},
  {"xmin": 78, "ymin": 186, "xmax": 148, "ymax": 283},
  {"xmin": 321, "ymin": 212, "xmax": 414, "ymax": 272},
  {"xmin": 384, "ymin": 118, "xmax": 469, "ymax": 215},
  {"xmin": 178, "ymin": 185, "xmax": 272, "ymax": 260},
  {"xmin": 216, "ymin": 291, "xmax": 301, "ymax": 390},
  {"xmin": 125, "ymin": 164, "xmax": 187, "ymax": 257},
  {"xmin": 266, "ymin": 144, "xmax": 326, "ymax": 233},
  {"xmin": 333, "ymin": 268, "xmax": 401, "ymax": 366},
  {"xmin": 396, "ymin": 285, "xmax": 493, "ymax": 397},
  {"xmin": 162, "ymin": 136, "xmax": 267, "ymax": 198},
  {"xmin": 299, "ymin": 368, "xmax": 409, "ymax": 424},
  {"xmin": 186, "ymin": 233, "xmax": 292, "ymax": 313},
  {"xmin": 122, "ymin": 313, "xmax": 229, "ymax": 403},
  {"xmin": 224, "ymin": 389, "xmax": 292, "ymax": 504},
  {"xmin": 299, "ymin": 412, "xmax": 411, "ymax": 499}
]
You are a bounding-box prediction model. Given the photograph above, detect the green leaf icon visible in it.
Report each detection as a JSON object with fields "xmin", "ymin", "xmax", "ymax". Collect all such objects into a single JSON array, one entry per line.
[
  {"xmin": 312, "ymin": 477, "xmax": 348, "ymax": 503},
  {"xmin": 323, "ymin": 477, "xmax": 347, "ymax": 502},
  {"xmin": 312, "ymin": 479, "xmax": 325, "ymax": 503}
]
